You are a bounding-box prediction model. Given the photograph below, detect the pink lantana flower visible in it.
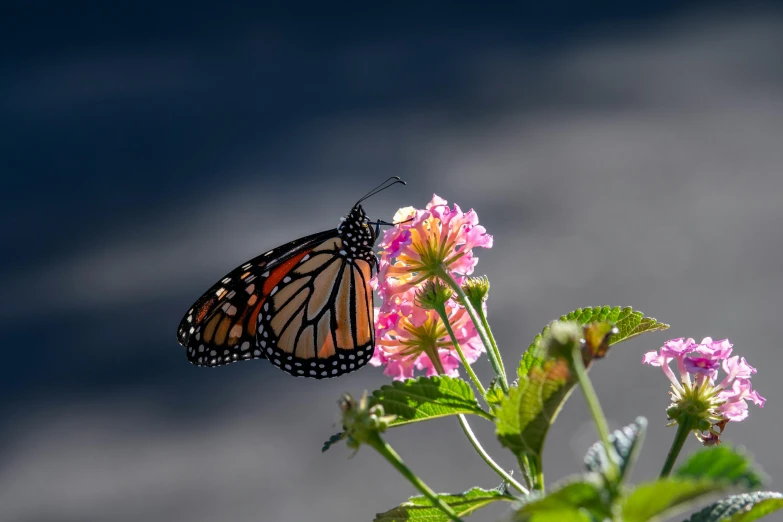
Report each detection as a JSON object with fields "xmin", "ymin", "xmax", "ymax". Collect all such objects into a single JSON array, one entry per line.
[
  {"xmin": 370, "ymin": 195, "xmax": 492, "ymax": 380},
  {"xmin": 375, "ymin": 194, "xmax": 493, "ymax": 310},
  {"xmin": 643, "ymin": 337, "xmax": 765, "ymax": 443},
  {"xmin": 370, "ymin": 288, "xmax": 484, "ymax": 380}
]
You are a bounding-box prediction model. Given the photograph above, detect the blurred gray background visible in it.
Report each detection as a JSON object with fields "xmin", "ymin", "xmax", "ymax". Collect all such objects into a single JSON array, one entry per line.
[{"xmin": 2, "ymin": 3, "xmax": 782, "ymax": 521}]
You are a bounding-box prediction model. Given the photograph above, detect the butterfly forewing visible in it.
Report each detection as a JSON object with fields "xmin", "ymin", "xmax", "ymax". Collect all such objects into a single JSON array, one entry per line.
[{"xmin": 177, "ymin": 229, "xmax": 338, "ymax": 367}]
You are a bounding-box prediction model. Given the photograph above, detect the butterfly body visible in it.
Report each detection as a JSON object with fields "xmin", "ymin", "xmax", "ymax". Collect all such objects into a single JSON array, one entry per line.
[{"xmin": 177, "ymin": 204, "xmax": 377, "ymax": 378}]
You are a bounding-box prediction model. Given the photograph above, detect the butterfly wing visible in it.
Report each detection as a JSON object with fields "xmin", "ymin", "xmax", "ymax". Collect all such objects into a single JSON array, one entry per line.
[
  {"xmin": 255, "ymin": 236, "xmax": 376, "ymax": 378},
  {"xmin": 177, "ymin": 229, "xmax": 338, "ymax": 367}
]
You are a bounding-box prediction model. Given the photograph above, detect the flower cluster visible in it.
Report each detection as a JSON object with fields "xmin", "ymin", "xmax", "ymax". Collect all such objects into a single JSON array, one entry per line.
[
  {"xmin": 643, "ymin": 337, "xmax": 765, "ymax": 441},
  {"xmin": 371, "ymin": 292, "xmax": 486, "ymax": 380},
  {"xmin": 374, "ymin": 195, "xmax": 493, "ymax": 306},
  {"xmin": 370, "ymin": 195, "xmax": 493, "ymax": 380}
]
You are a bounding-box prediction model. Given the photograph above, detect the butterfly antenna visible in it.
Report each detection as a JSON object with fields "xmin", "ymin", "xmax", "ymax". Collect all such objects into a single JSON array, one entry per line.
[
  {"xmin": 369, "ymin": 216, "xmax": 414, "ymax": 236},
  {"xmin": 355, "ymin": 176, "xmax": 406, "ymax": 206}
]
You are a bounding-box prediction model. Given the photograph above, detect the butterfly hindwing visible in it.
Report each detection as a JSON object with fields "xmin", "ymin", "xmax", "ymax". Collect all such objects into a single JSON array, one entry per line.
[
  {"xmin": 177, "ymin": 230, "xmax": 338, "ymax": 367},
  {"xmin": 256, "ymin": 236, "xmax": 376, "ymax": 378}
]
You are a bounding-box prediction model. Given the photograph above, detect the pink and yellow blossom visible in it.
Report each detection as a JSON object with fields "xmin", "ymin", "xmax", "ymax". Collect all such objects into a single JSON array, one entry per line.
[
  {"xmin": 375, "ymin": 194, "xmax": 493, "ymax": 310},
  {"xmin": 370, "ymin": 289, "xmax": 485, "ymax": 381},
  {"xmin": 643, "ymin": 337, "xmax": 764, "ymax": 442}
]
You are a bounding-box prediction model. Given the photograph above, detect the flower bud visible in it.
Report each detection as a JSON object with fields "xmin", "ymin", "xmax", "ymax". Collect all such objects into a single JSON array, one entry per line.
[
  {"xmin": 697, "ymin": 418, "xmax": 712, "ymax": 432},
  {"xmin": 339, "ymin": 392, "xmax": 397, "ymax": 450},
  {"xmin": 415, "ymin": 280, "xmax": 453, "ymax": 310},
  {"xmin": 543, "ymin": 320, "xmax": 583, "ymax": 360},
  {"xmin": 462, "ymin": 276, "xmax": 490, "ymax": 309}
]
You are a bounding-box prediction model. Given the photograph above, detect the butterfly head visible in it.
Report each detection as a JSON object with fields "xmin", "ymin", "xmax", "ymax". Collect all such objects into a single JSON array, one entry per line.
[{"xmin": 339, "ymin": 204, "xmax": 377, "ymax": 259}]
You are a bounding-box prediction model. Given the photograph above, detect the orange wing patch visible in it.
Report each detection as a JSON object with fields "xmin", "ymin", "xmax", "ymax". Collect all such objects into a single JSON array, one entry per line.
[
  {"xmin": 316, "ymin": 311, "xmax": 335, "ymax": 358},
  {"xmin": 334, "ymin": 264, "xmax": 353, "ymax": 349},
  {"xmin": 354, "ymin": 260, "xmax": 373, "ymax": 346},
  {"xmin": 267, "ymin": 258, "xmax": 338, "ymax": 357},
  {"xmin": 262, "ymin": 250, "xmax": 311, "ymax": 295},
  {"xmin": 308, "ymin": 259, "xmax": 341, "ymax": 319},
  {"xmin": 246, "ymin": 297, "xmax": 266, "ymax": 337}
]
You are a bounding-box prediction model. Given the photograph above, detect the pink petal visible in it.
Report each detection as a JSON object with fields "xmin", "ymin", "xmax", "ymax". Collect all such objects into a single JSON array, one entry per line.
[
  {"xmin": 684, "ymin": 356, "xmax": 721, "ymax": 378},
  {"xmin": 642, "ymin": 350, "xmax": 665, "ymax": 366}
]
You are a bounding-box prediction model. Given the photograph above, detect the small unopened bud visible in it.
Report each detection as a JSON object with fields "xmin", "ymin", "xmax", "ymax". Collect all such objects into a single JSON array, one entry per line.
[
  {"xmin": 697, "ymin": 418, "xmax": 712, "ymax": 432},
  {"xmin": 339, "ymin": 392, "xmax": 397, "ymax": 451},
  {"xmin": 462, "ymin": 276, "xmax": 490, "ymax": 309},
  {"xmin": 415, "ymin": 280, "xmax": 453, "ymax": 310},
  {"xmin": 543, "ymin": 320, "xmax": 583, "ymax": 360},
  {"xmin": 581, "ymin": 322, "xmax": 617, "ymax": 360}
]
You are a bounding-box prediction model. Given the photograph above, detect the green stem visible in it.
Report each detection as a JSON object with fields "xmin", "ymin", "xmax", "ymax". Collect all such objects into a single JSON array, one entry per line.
[
  {"xmin": 437, "ymin": 269, "xmax": 509, "ymax": 392},
  {"xmin": 477, "ymin": 308, "xmax": 507, "ymax": 392},
  {"xmin": 660, "ymin": 420, "xmax": 692, "ymax": 478},
  {"xmin": 518, "ymin": 454, "xmax": 532, "ymax": 491},
  {"xmin": 533, "ymin": 469, "xmax": 545, "ymax": 493},
  {"xmin": 457, "ymin": 414, "xmax": 527, "ymax": 495},
  {"xmin": 367, "ymin": 433, "xmax": 465, "ymax": 522},
  {"xmin": 431, "ymin": 305, "xmax": 527, "ymax": 495},
  {"xmin": 456, "ymin": 415, "xmax": 528, "ymax": 495},
  {"xmin": 571, "ymin": 344, "xmax": 619, "ymax": 483},
  {"xmin": 433, "ymin": 303, "xmax": 486, "ymax": 398}
]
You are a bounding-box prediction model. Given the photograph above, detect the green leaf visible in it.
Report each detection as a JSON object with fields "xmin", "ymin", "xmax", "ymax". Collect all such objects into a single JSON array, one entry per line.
[
  {"xmin": 683, "ymin": 492, "xmax": 783, "ymax": 522},
  {"xmin": 622, "ymin": 479, "xmax": 729, "ymax": 522},
  {"xmin": 584, "ymin": 417, "xmax": 647, "ymax": 484},
  {"xmin": 519, "ymin": 512, "xmax": 592, "ymax": 522},
  {"xmin": 622, "ymin": 447, "xmax": 767, "ymax": 522},
  {"xmin": 675, "ymin": 446, "xmax": 764, "ymax": 489},
  {"xmin": 519, "ymin": 306, "xmax": 669, "ymax": 379},
  {"xmin": 485, "ymin": 378, "xmax": 506, "ymax": 409},
  {"xmin": 374, "ymin": 487, "xmax": 514, "ymax": 521},
  {"xmin": 503, "ymin": 307, "xmax": 667, "ymax": 477},
  {"xmin": 369, "ymin": 375, "xmax": 492, "ymax": 427},
  {"xmin": 511, "ymin": 477, "xmax": 611, "ymax": 521},
  {"xmin": 321, "ymin": 431, "xmax": 345, "ymax": 453},
  {"xmin": 495, "ymin": 357, "xmax": 573, "ymax": 472}
]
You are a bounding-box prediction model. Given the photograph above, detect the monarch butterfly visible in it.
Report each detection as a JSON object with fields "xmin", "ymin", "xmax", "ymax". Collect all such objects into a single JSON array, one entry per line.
[{"xmin": 176, "ymin": 177, "xmax": 405, "ymax": 378}]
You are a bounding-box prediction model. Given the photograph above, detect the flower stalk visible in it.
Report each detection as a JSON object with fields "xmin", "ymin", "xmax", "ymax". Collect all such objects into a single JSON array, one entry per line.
[
  {"xmin": 366, "ymin": 432, "xmax": 465, "ymax": 522},
  {"xmin": 456, "ymin": 414, "xmax": 528, "ymax": 495},
  {"xmin": 339, "ymin": 392, "xmax": 464, "ymax": 521},
  {"xmin": 428, "ymin": 295, "xmax": 527, "ymax": 494},
  {"xmin": 659, "ymin": 418, "xmax": 692, "ymax": 478},
  {"xmin": 462, "ymin": 276, "xmax": 508, "ymax": 395},
  {"xmin": 431, "ymin": 300, "xmax": 487, "ymax": 398},
  {"xmin": 438, "ymin": 268, "xmax": 509, "ymax": 392},
  {"xmin": 570, "ymin": 339, "xmax": 620, "ymax": 483}
]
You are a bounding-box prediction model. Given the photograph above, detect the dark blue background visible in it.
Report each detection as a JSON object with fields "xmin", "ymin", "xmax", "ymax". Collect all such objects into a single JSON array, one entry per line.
[{"xmin": 2, "ymin": 2, "xmax": 781, "ymax": 521}]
